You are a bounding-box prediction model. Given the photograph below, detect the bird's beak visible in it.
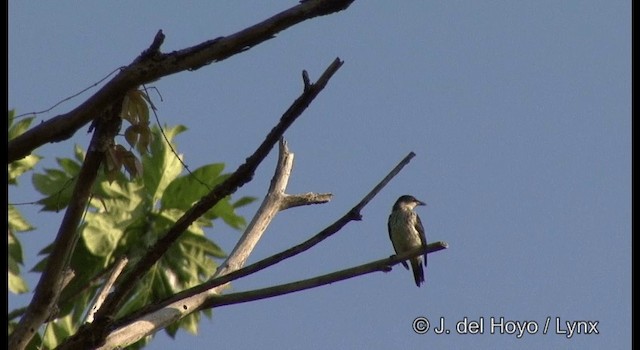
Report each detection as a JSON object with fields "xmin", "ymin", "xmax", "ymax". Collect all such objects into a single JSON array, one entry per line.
[{"xmin": 417, "ymin": 200, "xmax": 426, "ymax": 206}]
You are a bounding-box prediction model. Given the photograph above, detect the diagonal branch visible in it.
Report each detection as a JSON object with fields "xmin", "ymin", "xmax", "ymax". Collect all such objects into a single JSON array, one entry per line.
[
  {"xmin": 7, "ymin": 0, "xmax": 356, "ymax": 163},
  {"xmin": 97, "ymin": 57, "xmax": 343, "ymax": 319},
  {"xmin": 211, "ymin": 138, "xmax": 332, "ymax": 287},
  {"xmin": 200, "ymin": 242, "xmax": 449, "ymax": 309},
  {"xmin": 109, "ymin": 151, "xmax": 416, "ymax": 336},
  {"xmin": 8, "ymin": 100, "xmax": 124, "ymax": 350},
  {"xmin": 148, "ymin": 151, "xmax": 415, "ymax": 309},
  {"xmin": 84, "ymin": 257, "xmax": 129, "ymax": 324},
  {"xmin": 90, "ymin": 138, "xmax": 331, "ymax": 349},
  {"xmin": 56, "ymin": 59, "xmax": 344, "ymax": 350}
]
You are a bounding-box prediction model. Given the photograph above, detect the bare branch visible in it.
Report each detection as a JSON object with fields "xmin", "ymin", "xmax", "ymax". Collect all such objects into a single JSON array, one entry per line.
[
  {"xmin": 7, "ymin": 0, "xmax": 356, "ymax": 163},
  {"xmin": 56, "ymin": 59, "xmax": 344, "ymax": 350},
  {"xmin": 280, "ymin": 192, "xmax": 333, "ymax": 210},
  {"xmin": 151, "ymin": 151, "xmax": 415, "ymax": 307},
  {"xmin": 211, "ymin": 139, "xmax": 332, "ymax": 285},
  {"xmin": 9, "ymin": 101, "xmax": 123, "ymax": 350},
  {"xmin": 92, "ymin": 138, "xmax": 331, "ymax": 349},
  {"xmin": 84, "ymin": 257, "xmax": 129, "ymax": 324},
  {"xmin": 302, "ymin": 70, "xmax": 311, "ymax": 91},
  {"xmin": 106, "ymin": 151, "xmax": 416, "ymax": 343},
  {"xmin": 9, "ymin": 260, "xmax": 123, "ymax": 322},
  {"xmin": 200, "ymin": 242, "xmax": 449, "ymax": 309},
  {"xmin": 44, "ymin": 269, "xmax": 75, "ymax": 322}
]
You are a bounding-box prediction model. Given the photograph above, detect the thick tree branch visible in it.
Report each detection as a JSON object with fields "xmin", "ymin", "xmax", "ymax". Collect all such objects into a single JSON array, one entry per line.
[
  {"xmin": 56, "ymin": 59, "xmax": 344, "ymax": 350},
  {"xmin": 9, "ymin": 101, "xmax": 123, "ymax": 350},
  {"xmin": 200, "ymin": 242, "xmax": 449, "ymax": 309},
  {"xmin": 7, "ymin": 0, "xmax": 355, "ymax": 163}
]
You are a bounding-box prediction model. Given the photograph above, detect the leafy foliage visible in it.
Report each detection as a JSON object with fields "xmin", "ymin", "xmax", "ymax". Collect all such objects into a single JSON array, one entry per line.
[
  {"xmin": 13, "ymin": 124, "xmax": 255, "ymax": 349},
  {"xmin": 104, "ymin": 88, "xmax": 154, "ymax": 182},
  {"xmin": 8, "ymin": 110, "xmax": 39, "ymax": 294}
]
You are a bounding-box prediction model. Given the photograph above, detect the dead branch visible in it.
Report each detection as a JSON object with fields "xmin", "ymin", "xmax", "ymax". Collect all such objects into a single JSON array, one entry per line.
[
  {"xmin": 101, "ymin": 151, "xmax": 415, "ymax": 350},
  {"xmin": 89, "ymin": 138, "xmax": 330, "ymax": 349},
  {"xmin": 9, "ymin": 101, "xmax": 123, "ymax": 350},
  {"xmin": 200, "ymin": 242, "xmax": 448, "ymax": 309},
  {"xmin": 56, "ymin": 58, "xmax": 344, "ymax": 350},
  {"xmin": 211, "ymin": 138, "xmax": 332, "ymax": 286},
  {"xmin": 7, "ymin": 0, "xmax": 356, "ymax": 163},
  {"xmin": 84, "ymin": 257, "xmax": 128, "ymax": 324}
]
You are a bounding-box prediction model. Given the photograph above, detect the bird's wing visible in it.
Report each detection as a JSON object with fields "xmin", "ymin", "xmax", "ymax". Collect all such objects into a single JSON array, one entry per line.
[
  {"xmin": 388, "ymin": 214, "xmax": 409, "ymax": 270},
  {"xmin": 415, "ymin": 213, "xmax": 428, "ymax": 267},
  {"xmin": 387, "ymin": 215, "xmax": 393, "ymax": 244}
]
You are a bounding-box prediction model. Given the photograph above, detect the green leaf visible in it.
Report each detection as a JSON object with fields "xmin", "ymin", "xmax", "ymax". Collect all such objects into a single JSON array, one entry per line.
[
  {"xmin": 57, "ymin": 156, "xmax": 82, "ymax": 175},
  {"xmin": 8, "ymin": 205, "xmax": 35, "ymax": 232},
  {"xmin": 143, "ymin": 125, "xmax": 187, "ymax": 205},
  {"xmin": 180, "ymin": 232, "xmax": 225, "ymax": 260},
  {"xmin": 32, "ymin": 167, "xmax": 77, "ymax": 211},
  {"xmin": 8, "ymin": 111, "xmax": 34, "ymax": 140},
  {"xmin": 9, "ymin": 256, "xmax": 29, "ymax": 294},
  {"xmin": 179, "ymin": 312, "xmax": 200, "ymax": 335},
  {"xmin": 8, "ymin": 274, "xmax": 29, "ymax": 294},
  {"xmin": 82, "ymin": 214, "xmax": 124, "ymax": 257},
  {"xmin": 42, "ymin": 314, "xmax": 76, "ymax": 349},
  {"xmin": 17, "ymin": 123, "xmax": 247, "ymax": 344},
  {"xmin": 161, "ymin": 163, "xmax": 225, "ymax": 210},
  {"xmin": 159, "ymin": 163, "xmax": 253, "ymax": 230},
  {"xmin": 82, "ymin": 181, "xmax": 144, "ymax": 257},
  {"xmin": 8, "ymin": 111, "xmax": 41, "ymax": 183},
  {"xmin": 233, "ymin": 196, "xmax": 257, "ymax": 208},
  {"xmin": 9, "ymin": 154, "xmax": 41, "ymax": 185},
  {"xmin": 7, "ymin": 109, "xmax": 15, "ymax": 129},
  {"xmin": 8, "ymin": 231, "xmax": 23, "ymax": 265},
  {"xmin": 74, "ymin": 144, "xmax": 86, "ymax": 162},
  {"xmin": 207, "ymin": 198, "xmax": 247, "ymax": 229},
  {"xmin": 8, "ymin": 206, "xmax": 33, "ymax": 294}
]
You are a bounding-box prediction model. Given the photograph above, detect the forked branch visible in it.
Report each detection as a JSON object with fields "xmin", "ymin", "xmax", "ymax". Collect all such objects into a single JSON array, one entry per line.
[
  {"xmin": 57, "ymin": 59, "xmax": 344, "ymax": 350},
  {"xmin": 109, "ymin": 151, "xmax": 416, "ymax": 339}
]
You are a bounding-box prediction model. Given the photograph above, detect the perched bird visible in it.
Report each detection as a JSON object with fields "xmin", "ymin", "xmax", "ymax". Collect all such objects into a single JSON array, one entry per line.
[{"xmin": 388, "ymin": 195, "xmax": 428, "ymax": 287}]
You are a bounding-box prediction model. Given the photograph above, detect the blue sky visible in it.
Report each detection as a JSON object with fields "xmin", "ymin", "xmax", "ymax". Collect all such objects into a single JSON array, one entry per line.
[{"xmin": 9, "ymin": 1, "xmax": 630, "ymax": 349}]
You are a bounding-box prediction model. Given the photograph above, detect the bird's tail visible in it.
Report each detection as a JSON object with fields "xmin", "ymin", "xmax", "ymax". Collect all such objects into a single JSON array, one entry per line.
[{"xmin": 411, "ymin": 258, "xmax": 425, "ymax": 287}]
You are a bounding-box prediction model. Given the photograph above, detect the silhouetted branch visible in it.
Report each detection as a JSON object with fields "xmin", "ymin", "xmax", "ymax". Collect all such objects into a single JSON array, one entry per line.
[
  {"xmin": 200, "ymin": 242, "xmax": 448, "ymax": 309},
  {"xmin": 7, "ymin": 0, "xmax": 355, "ymax": 163},
  {"xmin": 56, "ymin": 58, "xmax": 344, "ymax": 350},
  {"xmin": 89, "ymin": 138, "xmax": 331, "ymax": 349},
  {"xmin": 109, "ymin": 151, "xmax": 416, "ymax": 336},
  {"xmin": 9, "ymin": 101, "xmax": 123, "ymax": 350}
]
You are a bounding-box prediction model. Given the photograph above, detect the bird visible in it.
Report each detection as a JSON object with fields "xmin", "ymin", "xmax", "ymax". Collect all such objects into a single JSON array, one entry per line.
[{"xmin": 388, "ymin": 195, "xmax": 428, "ymax": 287}]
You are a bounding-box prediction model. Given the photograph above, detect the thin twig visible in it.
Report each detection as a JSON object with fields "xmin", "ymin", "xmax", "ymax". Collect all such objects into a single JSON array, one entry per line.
[
  {"xmin": 13, "ymin": 67, "xmax": 124, "ymax": 120},
  {"xmin": 84, "ymin": 257, "xmax": 128, "ymax": 324}
]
